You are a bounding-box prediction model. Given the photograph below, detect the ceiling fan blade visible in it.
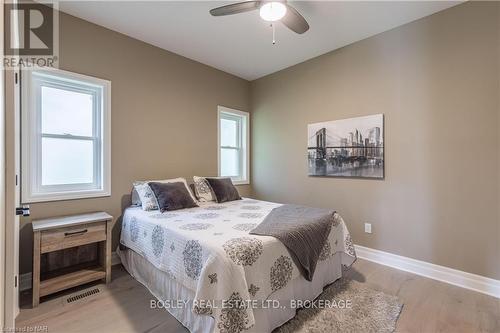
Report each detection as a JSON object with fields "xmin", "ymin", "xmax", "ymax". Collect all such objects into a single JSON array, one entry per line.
[
  {"xmin": 282, "ymin": 4, "xmax": 309, "ymax": 34},
  {"xmin": 210, "ymin": 1, "xmax": 261, "ymax": 16}
]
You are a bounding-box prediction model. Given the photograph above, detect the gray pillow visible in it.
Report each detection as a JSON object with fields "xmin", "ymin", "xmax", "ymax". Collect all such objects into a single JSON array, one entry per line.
[
  {"xmin": 205, "ymin": 178, "xmax": 241, "ymax": 203},
  {"xmin": 131, "ymin": 178, "xmax": 198, "ymax": 208},
  {"xmin": 149, "ymin": 182, "xmax": 198, "ymax": 212}
]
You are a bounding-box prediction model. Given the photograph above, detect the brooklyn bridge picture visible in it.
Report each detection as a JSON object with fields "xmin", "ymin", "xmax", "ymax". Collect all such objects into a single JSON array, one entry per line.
[{"xmin": 308, "ymin": 114, "xmax": 384, "ymax": 178}]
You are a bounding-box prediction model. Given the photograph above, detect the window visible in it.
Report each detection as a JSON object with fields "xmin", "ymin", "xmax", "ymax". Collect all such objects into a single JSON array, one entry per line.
[
  {"xmin": 218, "ymin": 106, "xmax": 249, "ymax": 185},
  {"xmin": 22, "ymin": 68, "xmax": 111, "ymax": 202}
]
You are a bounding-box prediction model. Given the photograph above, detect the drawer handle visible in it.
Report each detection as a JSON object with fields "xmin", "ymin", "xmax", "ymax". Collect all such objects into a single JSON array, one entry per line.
[{"xmin": 64, "ymin": 229, "xmax": 88, "ymax": 237}]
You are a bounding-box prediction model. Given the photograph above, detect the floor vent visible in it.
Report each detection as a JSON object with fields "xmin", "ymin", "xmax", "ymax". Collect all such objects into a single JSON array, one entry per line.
[{"xmin": 66, "ymin": 288, "xmax": 100, "ymax": 303}]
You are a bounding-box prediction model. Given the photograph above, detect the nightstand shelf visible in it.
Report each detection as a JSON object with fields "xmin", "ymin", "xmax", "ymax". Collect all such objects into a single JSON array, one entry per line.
[
  {"xmin": 32, "ymin": 212, "xmax": 113, "ymax": 307},
  {"xmin": 39, "ymin": 265, "xmax": 106, "ymax": 297}
]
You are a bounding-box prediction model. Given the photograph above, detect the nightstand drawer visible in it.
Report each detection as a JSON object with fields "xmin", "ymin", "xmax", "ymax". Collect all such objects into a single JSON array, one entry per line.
[{"xmin": 40, "ymin": 222, "xmax": 106, "ymax": 253}]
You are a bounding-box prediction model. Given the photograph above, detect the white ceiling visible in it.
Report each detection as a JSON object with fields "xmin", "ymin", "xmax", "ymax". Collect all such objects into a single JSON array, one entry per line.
[{"xmin": 59, "ymin": 1, "xmax": 461, "ymax": 80}]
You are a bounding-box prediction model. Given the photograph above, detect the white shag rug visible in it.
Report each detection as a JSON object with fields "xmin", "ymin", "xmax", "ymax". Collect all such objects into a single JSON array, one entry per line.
[{"xmin": 275, "ymin": 278, "xmax": 403, "ymax": 333}]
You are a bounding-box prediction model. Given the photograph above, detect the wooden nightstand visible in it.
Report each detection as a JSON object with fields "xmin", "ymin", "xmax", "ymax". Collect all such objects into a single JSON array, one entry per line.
[{"xmin": 32, "ymin": 212, "xmax": 113, "ymax": 307}]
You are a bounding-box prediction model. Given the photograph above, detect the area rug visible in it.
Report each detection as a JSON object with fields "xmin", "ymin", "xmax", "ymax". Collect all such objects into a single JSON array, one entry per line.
[{"xmin": 275, "ymin": 278, "xmax": 403, "ymax": 333}]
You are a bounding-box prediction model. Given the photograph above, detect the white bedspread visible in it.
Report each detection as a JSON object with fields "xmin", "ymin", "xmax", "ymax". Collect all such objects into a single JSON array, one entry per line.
[{"xmin": 120, "ymin": 198, "xmax": 356, "ymax": 333}]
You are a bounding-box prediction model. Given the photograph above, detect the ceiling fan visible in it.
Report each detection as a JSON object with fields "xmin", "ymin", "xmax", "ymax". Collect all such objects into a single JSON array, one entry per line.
[{"xmin": 209, "ymin": 1, "xmax": 309, "ymax": 34}]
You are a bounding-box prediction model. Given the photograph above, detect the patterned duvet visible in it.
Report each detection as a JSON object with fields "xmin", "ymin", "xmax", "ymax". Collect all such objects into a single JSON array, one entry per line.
[{"xmin": 120, "ymin": 198, "xmax": 356, "ymax": 333}]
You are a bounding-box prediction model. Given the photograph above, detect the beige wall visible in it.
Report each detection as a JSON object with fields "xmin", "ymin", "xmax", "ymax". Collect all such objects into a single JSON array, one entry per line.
[
  {"xmin": 19, "ymin": 2, "xmax": 500, "ymax": 281},
  {"xmin": 251, "ymin": 2, "xmax": 500, "ymax": 280},
  {"xmin": 19, "ymin": 12, "xmax": 252, "ymax": 274}
]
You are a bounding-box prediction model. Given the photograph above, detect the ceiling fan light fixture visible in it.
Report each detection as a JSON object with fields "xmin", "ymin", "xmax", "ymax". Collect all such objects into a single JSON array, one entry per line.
[{"xmin": 259, "ymin": 2, "xmax": 287, "ymax": 22}]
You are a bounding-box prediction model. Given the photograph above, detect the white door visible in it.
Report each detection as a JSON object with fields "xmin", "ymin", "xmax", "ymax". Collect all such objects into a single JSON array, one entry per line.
[
  {"xmin": 0, "ymin": 0, "xmax": 6, "ymax": 327},
  {"xmin": 4, "ymin": 67, "xmax": 22, "ymax": 328},
  {"xmin": 3, "ymin": 0, "xmax": 23, "ymax": 326}
]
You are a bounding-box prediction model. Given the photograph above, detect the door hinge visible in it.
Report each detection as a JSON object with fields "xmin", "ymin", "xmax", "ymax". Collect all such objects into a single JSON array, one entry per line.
[
  {"xmin": 15, "ymin": 174, "xmax": 18, "ymax": 186},
  {"xmin": 14, "ymin": 275, "xmax": 18, "ymax": 288},
  {"xmin": 15, "ymin": 72, "xmax": 18, "ymax": 84}
]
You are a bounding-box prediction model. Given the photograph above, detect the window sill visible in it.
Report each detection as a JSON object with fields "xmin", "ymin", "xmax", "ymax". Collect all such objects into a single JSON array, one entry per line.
[
  {"xmin": 233, "ymin": 180, "xmax": 250, "ymax": 186},
  {"xmin": 23, "ymin": 190, "xmax": 111, "ymax": 204}
]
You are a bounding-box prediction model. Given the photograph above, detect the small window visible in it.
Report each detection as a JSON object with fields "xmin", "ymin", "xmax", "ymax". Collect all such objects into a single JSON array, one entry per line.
[
  {"xmin": 22, "ymin": 68, "xmax": 111, "ymax": 202},
  {"xmin": 218, "ymin": 106, "xmax": 249, "ymax": 185}
]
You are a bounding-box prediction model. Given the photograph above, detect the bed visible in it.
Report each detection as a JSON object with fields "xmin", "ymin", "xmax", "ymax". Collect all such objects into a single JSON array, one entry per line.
[{"xmin": 118, "ymin": 198, "xmax": 356, "ymax": 333}]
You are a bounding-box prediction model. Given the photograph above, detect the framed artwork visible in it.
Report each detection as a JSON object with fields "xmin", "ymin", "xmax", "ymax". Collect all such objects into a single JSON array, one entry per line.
[{"xmin": 308, "ymin": 114, "xmax": 384, "ymax": 178}]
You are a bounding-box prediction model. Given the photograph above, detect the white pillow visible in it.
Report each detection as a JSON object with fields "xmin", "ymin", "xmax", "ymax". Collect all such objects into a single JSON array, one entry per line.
[
  {"xmin": 193, "ymin": 176, "xmax": 216, "ymax": 202},
  {"xmin": 131, "ymin": 187, "xmax": 142, "ymax": 206},
  {"xmin": 134, "ymin": 182, "xmax": 158, "ymax": 211},
  {"xmin": 132, "ymin": 177, "xmax": 197, "ymax": 210}
]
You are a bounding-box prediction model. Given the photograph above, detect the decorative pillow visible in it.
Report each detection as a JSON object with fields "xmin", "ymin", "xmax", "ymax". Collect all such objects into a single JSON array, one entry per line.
[
  {"xmin": 131, "ymin": 184, "xmax": 143, "ymax": 206},
  {"xmin": 189, "ymin": 183, "xmax": 196, "ymax": 196},
  {"xmin": 149, "ymin": 182, "xmax": 199, "ymax": 212},
  {"xmin": 132, "ymin": 177, "xmax": 197, "ymax": 209},
  {"xmin": 193, "ymin": 176, "xmax": 216, "ymax": 202},
  {"xmin": 133, "ymin": 182, "xmax": 158, "ymax": 211},
  {"xmin": 205, "ymin": 177, "xmax": 241, "ymax": 203}
]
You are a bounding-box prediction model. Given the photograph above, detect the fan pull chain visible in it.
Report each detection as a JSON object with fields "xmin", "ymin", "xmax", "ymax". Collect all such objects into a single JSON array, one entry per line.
[{"xmin": 271, "ymin": 23, "xmax": 276, "ymax": 45}]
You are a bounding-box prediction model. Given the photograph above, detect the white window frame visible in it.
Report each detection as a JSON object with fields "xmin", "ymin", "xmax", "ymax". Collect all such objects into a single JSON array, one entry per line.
[
  {"xmin": 21, "ymin": 68, "xmax": 111, "ymax": 203},
  {"xmin": 217, "ymin": 106, "xmax": 249, "ymax": 185}
]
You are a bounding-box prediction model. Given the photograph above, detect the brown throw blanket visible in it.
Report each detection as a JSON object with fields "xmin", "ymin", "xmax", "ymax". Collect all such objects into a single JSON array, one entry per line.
[{"xmin": 250, "ymin": 204, "xmax": 335, "ymax": 281}]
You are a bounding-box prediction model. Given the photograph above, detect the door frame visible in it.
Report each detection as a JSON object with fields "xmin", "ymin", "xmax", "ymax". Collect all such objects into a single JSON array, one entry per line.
[
  {"xmin": 3, "ymin": 0, "xmax": 21, "ymax": 327},
  {"xmin": 0, "ymin": 0, "xmax": 6, "ymax": 328},
  {"xmin": 4, "ymin": 68, "xmax": 20, "ymax": 328}
]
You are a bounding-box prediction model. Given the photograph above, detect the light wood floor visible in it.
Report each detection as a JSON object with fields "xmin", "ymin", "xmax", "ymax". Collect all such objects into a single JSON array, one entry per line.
[{"xmin": 16, "ymin": 259, "xmax": 500, "ymax": 333}]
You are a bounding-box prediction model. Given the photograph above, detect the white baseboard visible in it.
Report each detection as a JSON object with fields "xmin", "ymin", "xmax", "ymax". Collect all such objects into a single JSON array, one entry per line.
[
  {"xmin": 355, "ymin": 244, "xmax": 500, "ymax": 299},
  {"xmin": 20, "ymin": 251, "xmax": 122, "ymax": 292},
  {"xmin": 19, "ymin": 272, "xmax": 32, "ymax": 292}
]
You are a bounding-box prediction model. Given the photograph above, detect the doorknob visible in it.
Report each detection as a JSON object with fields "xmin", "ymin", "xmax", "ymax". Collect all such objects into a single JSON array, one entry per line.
[{"xmin": 15, "ymin": 205, "xmax": 30, "ymax": 216}]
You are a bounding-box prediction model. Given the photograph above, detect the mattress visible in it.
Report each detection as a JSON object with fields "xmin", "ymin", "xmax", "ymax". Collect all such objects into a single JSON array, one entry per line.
[{"xmin": 119, "ymin": 198, "xmax": 356, "ymax": 333}]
